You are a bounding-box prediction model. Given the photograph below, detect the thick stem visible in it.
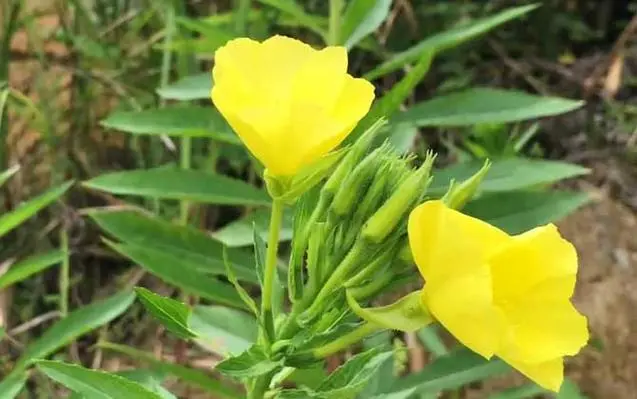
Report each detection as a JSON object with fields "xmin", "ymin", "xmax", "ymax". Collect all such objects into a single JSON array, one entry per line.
[
  {"xmin": 247, "ymin": 369, "xmax": 277, "ymax": 399},
  {"xmin": 261, "ymin": 199, "xmax": 284, "ymax": 343},
  {"xmin": 328, "ymin": 0, "xmax": 343, "ymax": 45},
  {"xmin": 313, "ymin": 323, "xmax": 381, "ymax": 358}
]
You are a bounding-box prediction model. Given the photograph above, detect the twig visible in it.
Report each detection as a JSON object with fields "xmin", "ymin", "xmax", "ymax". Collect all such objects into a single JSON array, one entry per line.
[
  {"xmin": 488, "ymin": 39, "xmax": 548, "ymax": 95},
  {"xmin": 9, "ymin": 310, "xmax": 61, "ymax": 335},
  {"xmin": 584, "ymin": 11, "xmax": 637, "ymax": 96}
]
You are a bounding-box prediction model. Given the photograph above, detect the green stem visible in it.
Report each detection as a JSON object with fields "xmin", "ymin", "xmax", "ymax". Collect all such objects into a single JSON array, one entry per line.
[
  {"xmin": 248, "ymin": 369, "xmax": 278, "ymax": 399},
  {"xmin": 235, "ymin": 0, "xmax": 251, "ymax": 35},
  {"xmin": 179, "ymin": 136, "xmax": 192, "ymax": 225},
  {"xmin": 328, "ymin": 0, "xmax": 343, "ymax": 45},
  {"xmin": 313, "ymin": 323, "xmax": 381, "ymax": 358},
  {"xmin": 59, "ymin": 228, "xmax": 70, "ymax": 318},
  {"xmin": 261, "ymin": 199, "xmax": 284, "ymax": 343}
]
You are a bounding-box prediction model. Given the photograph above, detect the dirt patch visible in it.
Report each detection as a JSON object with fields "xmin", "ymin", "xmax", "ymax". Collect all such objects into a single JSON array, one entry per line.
[{"xmin": 558, "ymin": 185, "xmax": 637, "ymax": 399}]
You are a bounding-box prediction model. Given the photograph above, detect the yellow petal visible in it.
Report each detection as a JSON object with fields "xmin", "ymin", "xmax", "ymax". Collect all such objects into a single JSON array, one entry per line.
[
  {"xmin": 423, "ymin": 267, "xmax": 505, "ymax": 359},
  {"xmin": 408, "ymin": 200, "xmax": 510, "ymax": 283},
  {"xmin": 293, "ymin": 46, "xmax": 348, "ymax": 108},
  {"xmin": 499, "ymin": 299, "xmax": 588, "ymax": 364},
  {"xmin": 489, "ymin": 224, "xmax": 578, "ymax": 304},
  {"xmin": 503, "ymin": 357, "xmax": 564, "ymax": 392}
]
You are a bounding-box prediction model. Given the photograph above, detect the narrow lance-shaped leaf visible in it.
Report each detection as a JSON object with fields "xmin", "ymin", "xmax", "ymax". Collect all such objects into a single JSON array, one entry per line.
[
  {"xmin": 0, "ymin": 250, "xmax": 64, "ymax": 290},
  {"xmin": 84, "ymin": 168, "xmax": 270, "ymax": 206},
  {"xmin": 134, "ymin": 287, "xmax": 197, "ymax": 339},
  {"xmin": 36, "ymin": 360, "xmax": 163, "ymax": 399},
  {"xmin": 0, "ymin": 181, "xmax": 73, "ymax": 238},
  {"xmin": 0, "ymin": 372, "xmax": 27, "ymax": 399},
  {"xmin": 188, "ymin": 305, "xmax": 257, "ymax": 356},
  {"xmin": 98, "ymin": 342, "xmax": 242, "ymax": 398},
  {"xmin": 14, "ymin": 290, "xmax": 135, "ymax": 370},
  {"xmin": 156, "ymin": 73, "xmax": 212, "ymax": 101},
  {"xmin": 365, "ymin": 4, "xmax": 539, "ymax": 80},
  {"xmin": 393, "ymin": 88, "xmax": 583, "ymax": 128},
  {"xmin": 342, "ymin": 0, "xmax": 393, "ymax": 50}
]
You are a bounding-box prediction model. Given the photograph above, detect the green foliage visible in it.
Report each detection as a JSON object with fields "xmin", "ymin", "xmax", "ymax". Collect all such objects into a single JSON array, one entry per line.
[
  {"xmin": 134, "ymin": 287, "xmax": 197, "ymax": 339},
  {"xmin": 35, "ymin": 360, "xmax": 163, "ymax": 399},
  {"xmin": 188, "ymin": 305, "xmax": 258, "ymax": 356},
  {"xmin": 0, "ymin": 250, "xmax": 64, "ymax": 290},
  {"xmin": 0, "ymin": 372, "xmax": 27, "ymax": 399},
  {"xmin": 216, "ymin": 345, "xmax": 283, "ymax": 379}
]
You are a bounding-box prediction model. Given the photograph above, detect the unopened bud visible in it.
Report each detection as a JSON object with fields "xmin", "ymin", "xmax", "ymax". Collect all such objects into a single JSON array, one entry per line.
[
  {"xmin": 361, "ymin": 153, "xmax": 435, "ymax": 244},
  {"xmin": 322, "ymin": 118, "xmax": 387, "ymax": 197},
  {"xmin": 442, "ymin": 159, "xmax": 491, "ymax": 210}
]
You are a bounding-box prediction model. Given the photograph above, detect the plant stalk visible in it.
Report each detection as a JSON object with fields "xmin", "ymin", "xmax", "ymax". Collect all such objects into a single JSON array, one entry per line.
[
  {"xmin": 328, "ymin": 0, "xmax": 343, "ymax": 45},
  {"xmin": 313, "ymin": 323, "xmax": 381, "ymax": 358},
  {"xmin": 261, "ymin": 199, "xmax": 284, "ymax": 343}
]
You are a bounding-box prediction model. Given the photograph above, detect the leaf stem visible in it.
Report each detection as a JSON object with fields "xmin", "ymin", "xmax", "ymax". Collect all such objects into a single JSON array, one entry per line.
[
  {"xmin": 328, "ymin": 0, "xmax": 343, "ymax": 45},
  {"xmin": 261, "ymin": 199, "xmax": 284, "ymax": 342}
]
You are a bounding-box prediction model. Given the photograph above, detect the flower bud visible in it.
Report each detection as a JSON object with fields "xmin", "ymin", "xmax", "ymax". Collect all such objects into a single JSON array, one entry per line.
[
  {"xmin": 322, "ymin": 118, "xmax": 387, "ymax": 197},
  {"xmin": 330, "ymin": 146, "xmax": 386, "ymax": 217},
  {"xmin": 442, "ymin": 159, "xmax": 491, "ymax": 210},
  {"xmin": 361, "ymin": 152, "xmax": 435, "ymax": 244}
]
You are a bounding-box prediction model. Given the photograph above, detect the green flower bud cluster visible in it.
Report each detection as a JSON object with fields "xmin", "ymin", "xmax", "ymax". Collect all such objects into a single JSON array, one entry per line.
[{"xmin": 280, "ymin": 120, "xmax": 435, "ymax": 341}]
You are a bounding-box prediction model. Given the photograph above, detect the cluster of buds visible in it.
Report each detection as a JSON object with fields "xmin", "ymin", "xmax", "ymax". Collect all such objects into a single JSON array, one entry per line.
[{"xmin": 278, "ymin": 121, "xmax": 435, "ymax": 344}]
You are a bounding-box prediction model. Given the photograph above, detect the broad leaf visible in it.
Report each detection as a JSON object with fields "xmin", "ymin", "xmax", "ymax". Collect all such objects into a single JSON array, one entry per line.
[
  {"xmin": 376, "ymin": 349, "xmax": 510, "ymax": 398},
  {"xmin": 84, "ymin": 168, "xmax": 270, "ymax": 206},
  {"xmin": 189, "ymin": 305, "xmax": 257, "ymax": 356},
  {"xmin": 134, "ymin": 287, "xmax": 197, "ymax": 339},
  {"xmin": 393, "ymin": 88, "xmax": 583, "ymax": 127},
  {"xmin": 116, "ymin": 369, "xmax": 177, "ymax": 399},
  {"xmin": 417, "ymin": 325, "xmax": 448, "ymax": 358},
  {"xmin": 430, "ymin": 158, "xmax": 589, "ymax": 195},
  {"xmin": 465, "ymin": 190, "xmax": 590, "ymax": 234},
  {"xmin": 156, "ymin": 73, "xmax": 212, "ymax": 100},
  {"xmin": 342, "ymin": 0, "xmax": 392, "ymax": 49},
  {"xmin": 101, "ymin": 106, "xmax": 239, "ymax": 143},
  {"xmin": 213, "ymin": 207, "xmax": 294, "ymax": 247},
  {"xmin": 0, "ymin": 181, "xmax": 72, "ymax": 238},
  {"xmin": 98, "ymin": 342, "xmax": 241, "ymax": 398},
  {"xmin": 318, "ymin": 349, "xmax": 393, "ymax": 398},
  {"xmin": 90, "ymin": 210, "xmax": 257, "ymax": 283},
  {"xmin": 0, "ymin": 372, "xmax": 27, "ymax": 399},
  {"xmin": 215, "ymin": 345, "xmax": 282, "ymax": 379},
  {"xmin": 36, "ymin": 360, "xmax": 162, "ymax": 399},
  {"xmin": 108, "ymin": 242, "xmax": 245, "ymax": 309},
  {"xmin": 365, "ymin": 4, "xmax": 538, "ymax": 80},
  {"xmin": 0, "ymin": 250, "xmax": 64, "ymax": 289},
  {"xmin": 15, "ymin": 290, "xmax": 134, "ymax": 370}
]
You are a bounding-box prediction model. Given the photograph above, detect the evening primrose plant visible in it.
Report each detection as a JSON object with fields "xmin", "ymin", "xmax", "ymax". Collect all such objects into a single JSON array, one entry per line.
[{"xmin": 207, "ymin": 36, "xmax": 588, "ymax": 398}]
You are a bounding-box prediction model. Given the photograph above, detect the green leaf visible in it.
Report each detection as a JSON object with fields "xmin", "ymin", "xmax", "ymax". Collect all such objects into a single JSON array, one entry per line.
[
  {"xmin": 341, "ymin": 0, "xmax": 392, "ymax": 49},
  {"xmin": 255, "ymin": 0, "xmax": 326, "ymax": 38},
  {"xmin": 430, "ymin": 158, "xmax": 589, "ymax": 195},
  {"xmin": 222, "ymin": 248, "xmax": 259, "ymax": 315},
  {"xmin": 215, "ymin": 344, "xmax": 282, "ymax": 379},
  {"xmin": 108, "ymin": 242, "xmax": 245, "ymax": 309},
  {"xmin": 15, "ymin": 290, "xmax": 134, "ymax": 370},
  {"xmin": 98, "ymin": 342, "xmax": 242, "ymax": 398},
  {"xmin": 90, "ymin": 210, "xmax": 257, "ymax": 283},
  {"xmin": 36, "ymin": 360, "xmax": 162, "ymax": 399},
  {"xmin": 134, "ymin": 287, "xmax": 197, "ymax": 339},
  {"xmin": 376, "ymin": 348, "xmax": 510, "ymax": 398},
  {"xmin": 0, "ymin": 164, "xmax": 20, "ymax": 188},
  {"xmin": 488, "ymin": 384, "xmax": 546, "ymax": 399},
  {"xmin": 116, "ymin": 369, "xmax": 177, "ymax": 399},
  {"xmin": 465, "ymin": 190, "xmax": 590, "ymax": 234},
  {"xmin": 0, "ymin": 250, "xmax": 64, "ymax": 290},
  {"xmin": 189, "ymin": 305, "xmax": 257, "ymax": 356},
  {"xmin": 101, "ymin": 106, "xmax": 239, "ymax": 143},
  {"xmin": 212, "ymin": 208, "xmax": 294, "ymax": 247},
  {"xmin": 318, "ymin": 349, "xmax": 393, "ymax": 398},
  {"xmin": 417, "ymin": 326, "xmax": 448, "ymax": 358},
  {"xmin": 556, "ymin": 379, "xmax": 588, "ymax": 399},
  {"xmin": 156, "ymin": 73, "xmax": 212, "ymax": 100},
  {"xmin": 346, "ymin": 291, "xmax": 432, "ymax": 332},
  {"xmin": 393, "ymin": 88, "xmax": 583, "ymax": 127},
  {"xmin": 0, "ymin": 181, "xmax": 73, "ymax": 238},
  {"xmin": 0, "ymin": 372, "xmax": 27, "ymax": 399},
  {"xmin": 84, "ymin": 168, "xmax": 269, "ymax": 206},
  {"xmin": 365, "ymin": 4, "xmax": 538, "ymax": 80}
]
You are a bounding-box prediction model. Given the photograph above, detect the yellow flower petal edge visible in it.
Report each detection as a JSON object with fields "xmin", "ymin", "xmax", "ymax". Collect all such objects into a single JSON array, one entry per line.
[
  {"xmin": 408, "ymin": 200, "xmax": 589, "ymax": 391},
  {"xmin": 211, "ymin": 35, "xmax": 375, "ymax": 177}
]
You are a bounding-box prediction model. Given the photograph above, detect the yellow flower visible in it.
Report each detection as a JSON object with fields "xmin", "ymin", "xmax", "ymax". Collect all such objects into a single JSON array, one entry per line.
[
  {"xmin": 211, "ymin": 35, "xmax": 375, "ymax": 177},
  {"xmin": 408, "ymin": 200, "xmax": 588, "ymax": 391}
]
